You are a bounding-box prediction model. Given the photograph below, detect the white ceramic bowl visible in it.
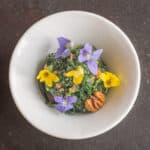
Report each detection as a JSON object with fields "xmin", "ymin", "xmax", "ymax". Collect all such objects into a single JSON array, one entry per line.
[{"xmin": 9, "ymin": 11, "xmax": 141, "ymax": 139}]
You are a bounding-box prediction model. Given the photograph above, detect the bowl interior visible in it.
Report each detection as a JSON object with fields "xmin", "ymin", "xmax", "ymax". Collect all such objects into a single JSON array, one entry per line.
[{"xmin": 9, "ymin": 11, "xmax": 140, "ymax": 139}]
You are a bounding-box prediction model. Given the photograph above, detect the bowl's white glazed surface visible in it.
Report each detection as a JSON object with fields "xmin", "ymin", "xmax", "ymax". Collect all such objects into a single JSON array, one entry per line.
[{"xmin": 9, "ymin": 11, "xmax": 141, "ymax": 139}]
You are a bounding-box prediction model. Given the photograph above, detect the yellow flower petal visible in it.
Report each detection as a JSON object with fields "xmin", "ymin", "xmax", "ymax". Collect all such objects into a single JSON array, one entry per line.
[
  {"xmin": 100, "ymin": 72, "xmax": 109, "ymax": 82},
  {"xmin": 65, "ymin": 70, "xmax": 75, "ymax": 77},
  {"xmin": 36, "ymin": 69, "xmax": 60, "ymax": 87},
  {"xmin": 110, "ymin": 74, "xmax": 120, "ymax": 86},
  {"xmin": 100, "ymin": 72, "xmax": 120, "ymax": 88},
  {"xmin": 104, "ymin": 81, "xmax": 112, "ymax": 88},
  {"xmin": 36, "ymin": 74, "xmax": 41, "ymax": 80},
  {"xmin": 65, "ymin": 66, "xmax": 84, "ymax": 85},
  {"xmin": 77, "ymin": 66, "xmax": 84, "ymax": 74},
  {"xmin": 49, "ymin": 72, "xmax": 59, "ymax": 82},
  {"xmin": 73, "ymin": 74, "xmax": 83, "ymax": 85},
  {"xmin": 39, "ymin": 77, "xmax": 45, "ymax": 82},
  {"xmin": 37, "ymin": 69, "xmax": 49, "ymax": 79},
  {"xmin": 73, "ymin": 67, "xmax": 83, "ymax": 84},
  {"xmin": 45, "ymin": 78, "xmax": 53, "ymax": 87},
  {"xmin": 36, "ymin": 70, "xmax": 43, "ymax": 80}
]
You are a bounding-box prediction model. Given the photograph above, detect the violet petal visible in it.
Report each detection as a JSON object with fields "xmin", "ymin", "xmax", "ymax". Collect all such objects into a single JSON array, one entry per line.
[
  {"xmin": 87, "ymin": 59, "xmax": 98, "ymax": 75},
  {"xmin": 61, "ymin": 48, "xmax": 70, "ymax": 57},
  {"xmin": 58, "ymin": 37, "xmax": 70, "ymax": 50},
  {"xmin": 55, "ymin": 37, "xmax": 70, "ymax": 58},
  {"xmin": 55, "ymin": 48, "xmax": 63, "ymax": 58},
  {"xmin": 78, "ymin": 52, "xmax": 89, "ymax": 62},
  {"xmin": 55, "ymin": 103, "xmax": 66, "ymax": 112},
  {"xmin": 64, "ymin": 104, "xmax": 73, "ymax": 112},
  {"xmin": 66, "ymin": 96, "xmax": 77, "ymax": 104},
  {"xmin": 92, "ymin": 49, "xmax": 103, "ymax": 60},
  {"xmin": 84, "ymin": 43, "xmax": 92, "ymax": 54},
  {"xmin": 54, "ymin": 96, "xmax": 64, "ymax": 103},
  {"xmin": 78, "ymin": 44, "xmax": 92, "ymax": 62}
]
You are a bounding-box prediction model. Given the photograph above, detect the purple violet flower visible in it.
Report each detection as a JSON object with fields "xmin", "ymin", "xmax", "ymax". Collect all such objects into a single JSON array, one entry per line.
[
  {"xmin": 54, "ymin": 96, "xmax": 77, "ymax": 112},
  {"xmin": 55, "ymin": 37, "xmax": 71, "ymax": 58},
  {"xmin": 78, "ymin": 43, "xmax": 103, "ymax": 75}
]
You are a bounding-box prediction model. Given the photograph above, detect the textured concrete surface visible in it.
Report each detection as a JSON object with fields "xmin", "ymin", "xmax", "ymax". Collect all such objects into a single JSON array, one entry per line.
[{"xmin": 0, "ymin": 0, "xmax": 150, "ymax": 149}]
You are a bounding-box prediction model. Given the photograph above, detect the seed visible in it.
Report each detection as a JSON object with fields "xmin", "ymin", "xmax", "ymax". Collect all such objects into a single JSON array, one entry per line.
[
  {"xmin": 59, "ymin": 88, "xmax": 64, "ymax": 92},
  {"xmin": 55, "ymin": 83, "xmax": 62, "ymax": 89}
]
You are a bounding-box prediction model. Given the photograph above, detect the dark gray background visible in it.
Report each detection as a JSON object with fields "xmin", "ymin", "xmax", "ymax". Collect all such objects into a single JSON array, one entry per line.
[{"xmin": 0, "ymin": 0, "xmax": 150, "ymax": 149}]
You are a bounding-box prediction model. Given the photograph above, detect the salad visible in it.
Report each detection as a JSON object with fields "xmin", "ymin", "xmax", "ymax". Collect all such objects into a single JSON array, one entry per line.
[{"xmin": 36, "ymin": 37, "xmax": 120, "ymax": 113}]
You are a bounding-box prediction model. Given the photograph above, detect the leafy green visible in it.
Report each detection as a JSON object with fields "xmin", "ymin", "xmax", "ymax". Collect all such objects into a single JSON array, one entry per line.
[{"xmin": 38, "ymin": 45, "xmax": 109, "ymax": 113}]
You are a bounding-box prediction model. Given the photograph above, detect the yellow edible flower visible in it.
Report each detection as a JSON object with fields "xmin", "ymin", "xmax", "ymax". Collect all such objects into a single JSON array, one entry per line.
[
  {"xmin": 65, "ymin": 66, "xmax": 84, "ymax": 85},
  {"xmin": 100, "ymin": 71, "xmax": 120, "ymax": 88},
  {"xmin": 36, "ymin": 69, "xmax": 59, "ymax": 87}
]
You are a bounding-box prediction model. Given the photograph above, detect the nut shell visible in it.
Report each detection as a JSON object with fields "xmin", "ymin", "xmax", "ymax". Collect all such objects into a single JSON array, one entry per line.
[
  {"xmin": 85, "ymin": 91, "xmax": 106, "ymax": 112},
  {"xmin": 85, "ymin": 98, "xmax": 98, "ymax": 112},
  {"xmin": 94, "ymin": 91, "xmax": 105, "ymax": 104}
]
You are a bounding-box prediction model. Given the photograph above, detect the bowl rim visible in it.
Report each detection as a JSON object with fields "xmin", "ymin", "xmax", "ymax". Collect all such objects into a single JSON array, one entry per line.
[{"xmin": 9, "ymin": 10, "xmax": 141, "ymax": 140}]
